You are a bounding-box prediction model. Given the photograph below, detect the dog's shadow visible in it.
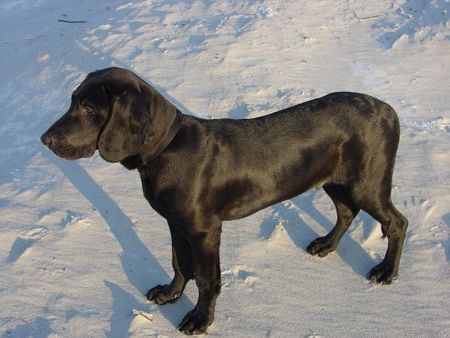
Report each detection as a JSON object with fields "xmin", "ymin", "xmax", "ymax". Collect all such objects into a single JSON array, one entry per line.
[
  {"xmin": 260, "ymin": 192, "xmax": 379, "ymax": 278},
  {"xmin": 47, "ymin": 153, "xmax": 378, "ymax": 336},
  {"xmin": 47, "ymin": 154, "xmax": 193, "ymax": 336}
]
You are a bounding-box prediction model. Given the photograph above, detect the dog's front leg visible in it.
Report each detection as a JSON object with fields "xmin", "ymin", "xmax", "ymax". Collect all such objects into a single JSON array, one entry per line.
[
  {"xmin": 147, "ymin": 224, "xmax": 194, "ymax": 304},
  {"xmin": 179, "ymin": 224, "xmax": 222, "ymax": 335}
]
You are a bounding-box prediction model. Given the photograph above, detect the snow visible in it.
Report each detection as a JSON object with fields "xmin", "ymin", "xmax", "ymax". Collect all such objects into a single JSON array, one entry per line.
[{"xmin": 1, "ymin": 0, "xmax": 449, "ymax": 336}]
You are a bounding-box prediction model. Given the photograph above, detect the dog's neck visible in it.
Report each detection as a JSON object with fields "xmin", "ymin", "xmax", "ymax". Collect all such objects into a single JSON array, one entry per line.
[
  {"xmin": 120, "ymin": 154, "xmax": 143, "ymax": 170},
  {"xmin": 120, "ymin": 110, "xmax": 183, "ymax": 170}
]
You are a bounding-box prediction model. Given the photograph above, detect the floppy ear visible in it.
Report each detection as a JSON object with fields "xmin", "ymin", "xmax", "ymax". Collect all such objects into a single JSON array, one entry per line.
[
  {"xmin": 98, "ymin": 81, "xmax": 181, "ymax": 164},
  {"xmin": 141, "ymin": 84, "xmax": 181, "ymax": 160}
]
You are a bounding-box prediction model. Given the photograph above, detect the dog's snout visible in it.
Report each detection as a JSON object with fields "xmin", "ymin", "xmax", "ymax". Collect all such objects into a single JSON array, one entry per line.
[{"xmin": 41, "ymin": 132, "xmax": 54, "ymax": 147}]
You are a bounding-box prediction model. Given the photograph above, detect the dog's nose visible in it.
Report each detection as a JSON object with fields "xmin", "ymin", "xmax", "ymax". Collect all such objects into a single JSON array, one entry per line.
[{"xmin": 41, "ymin": 132, "xmax": 54, "ymax": 147}]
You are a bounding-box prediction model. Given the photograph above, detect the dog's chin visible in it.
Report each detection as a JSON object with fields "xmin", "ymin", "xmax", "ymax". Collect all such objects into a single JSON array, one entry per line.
[{"xmin": 49, "ymin": 144, "xmax": 96, "ymax": 160}]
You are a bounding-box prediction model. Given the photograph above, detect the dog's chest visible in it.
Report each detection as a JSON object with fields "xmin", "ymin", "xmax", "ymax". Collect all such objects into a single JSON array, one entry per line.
[{"xmin": 137, "ymin": 166, "xmax": 193, "ymax": 221}]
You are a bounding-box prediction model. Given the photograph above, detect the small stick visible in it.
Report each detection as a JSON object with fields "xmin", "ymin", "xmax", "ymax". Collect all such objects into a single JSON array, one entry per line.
[
  {"xmin": 132, "ymin": 309, "xmax": 154, "ymax": 321},
  {"xmin": 58, "ymin": 19, "xmax": 87, "ymax": 24},
  {"xmin": 357, "ymin": 14, "xmax": 379, "ymax": 20}
]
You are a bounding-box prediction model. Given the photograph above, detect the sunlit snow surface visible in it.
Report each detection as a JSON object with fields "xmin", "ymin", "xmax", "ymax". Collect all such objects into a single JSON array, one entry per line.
[{"xmin": 0, "ymin": 0, "xmax": 449, "ymax": 336}]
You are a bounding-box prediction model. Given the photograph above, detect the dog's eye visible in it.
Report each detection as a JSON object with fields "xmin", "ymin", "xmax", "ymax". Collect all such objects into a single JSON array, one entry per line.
[{"xmin": 80, "ymin": 98, "xmax": 95, "ymax": 114}]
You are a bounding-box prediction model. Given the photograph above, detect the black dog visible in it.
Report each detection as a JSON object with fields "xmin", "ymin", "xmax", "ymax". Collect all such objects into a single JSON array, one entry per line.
[{"xmin": 41, "ymin": 67, "xmax": 408, "ymax": 335}]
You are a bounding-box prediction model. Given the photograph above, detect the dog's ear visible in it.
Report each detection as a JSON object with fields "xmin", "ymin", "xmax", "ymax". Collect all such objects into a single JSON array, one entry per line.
[
  {"xmin": 98, "ymin": 79, "xmax": 180, "ymax": 163},
  {"xmin": 141, "ymin": 84, "xmax": 181, "ymax": 159}
]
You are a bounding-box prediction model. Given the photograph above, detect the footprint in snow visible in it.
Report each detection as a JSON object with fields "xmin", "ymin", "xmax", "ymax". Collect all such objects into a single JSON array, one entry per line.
[
  {"xmin": 402, "ymin": 195, "xmax": 426, "ymax": 208},
  {"xmin": 59, "ymin": 210, "xmax": 86, "ymax": 228},
  {"xmin": 222, "ymin": 265, "xmax": 258, "ymax": 290},
  {"xmin": 6, "ymin": 226, "xmax": 48, "ymax": 263}
]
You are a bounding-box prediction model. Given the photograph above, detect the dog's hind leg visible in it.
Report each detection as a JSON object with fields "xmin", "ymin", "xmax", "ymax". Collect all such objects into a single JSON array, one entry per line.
[
  {"xmin": 347, "ymin": 168, "xmax": 408, "ymax": 284},
  {"xmin": 307, "ymin": 184, "xmax": 360, "ymax": 257},
  {"xmin": 361, "ymin": 200, "xmax": 408, "ymax": 284},
  {"xmin": 347, "ymin": 154, "xmax": 407, "ymax": 282},
  {"xmin": 147, "ymin": 224, "xmax": 194, "ymax": 304}
]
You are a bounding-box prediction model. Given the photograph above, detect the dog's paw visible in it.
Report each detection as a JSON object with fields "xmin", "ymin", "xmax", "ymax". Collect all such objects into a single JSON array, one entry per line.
[
  {"xmin": 368, "ymin": 262, "xmax": 398, "ymax": 284},
  {"xmin": 146, "ymin": 284, "xmax": 181, "ymax": 305},
  {"xmin": 178, "ymin": 308, "xmax": 213, "ymax": 335},
  {"xmin": 307, "ymin": 236, "xmax": 336, "ymax": 257}
]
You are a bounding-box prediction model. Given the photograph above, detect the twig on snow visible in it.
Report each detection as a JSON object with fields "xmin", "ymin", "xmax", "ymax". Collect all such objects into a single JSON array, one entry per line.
[
  {"xmin": 58, "ymin": 19, "xmax": 87, "ymax": 24},
  {"xmin": 132, "ymin": 309, "xmax": 154, "ymax": 321},
  {"xmin": 356, "ymin": 14, "xmax": 380, "ymax": 20}
]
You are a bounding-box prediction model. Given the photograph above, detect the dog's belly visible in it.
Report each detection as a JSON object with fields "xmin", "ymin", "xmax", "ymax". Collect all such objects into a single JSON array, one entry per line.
[
  {"xmin": 216, "ymin": 160, "xmax": 339, "ymax": 221},
  {"xmin": 217, "ymin": 182, "xmax": 311, "ymax": 221},
  {"xmin": 213, "ymin": 143, "xmax": 341, "ymax": 220}
]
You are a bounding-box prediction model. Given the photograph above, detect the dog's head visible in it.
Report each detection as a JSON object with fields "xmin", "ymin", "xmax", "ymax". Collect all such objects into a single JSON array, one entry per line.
[{"xmin": 41, "ymin": 67, "xmax": 180, "ymax": 165}]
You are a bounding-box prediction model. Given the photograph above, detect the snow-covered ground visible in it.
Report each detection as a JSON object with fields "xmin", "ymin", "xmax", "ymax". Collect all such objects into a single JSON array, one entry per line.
[{"xmin": 1, "ymin": 0, "xmax": 449, "ymax": 336}]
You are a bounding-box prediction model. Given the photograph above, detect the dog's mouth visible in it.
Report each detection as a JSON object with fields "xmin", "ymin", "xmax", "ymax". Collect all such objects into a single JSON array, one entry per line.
[
  {"xmin": 41, "ymin": 132, "xmax": 96, "ymax": 160},
  {"xmin": 49, "ymin": 143, "xmax": 95, "ymax": 160}
]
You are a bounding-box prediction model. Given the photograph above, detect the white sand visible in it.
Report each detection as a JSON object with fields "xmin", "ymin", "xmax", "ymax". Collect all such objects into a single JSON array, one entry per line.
[{"xmin": 1, "ymin": 0, "xmax": 449, "ymax": 336}]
